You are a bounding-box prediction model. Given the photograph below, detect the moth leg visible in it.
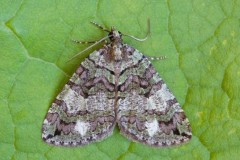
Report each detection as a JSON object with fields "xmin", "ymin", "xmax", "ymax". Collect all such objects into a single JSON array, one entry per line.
[
  {"xmin": 90, "ymin": 21, "xmax": 110, "ymax": 32},
  {"xmin": 68, "ymin": 36, "xmax": 109, "ymax": 62},
  {"xmin": 71, "ymin": 39, "xmax": 99, "ymax": 44},
  {"xmin": 145, "ymin": 55, "xmax": 167, "ymax": 61}
]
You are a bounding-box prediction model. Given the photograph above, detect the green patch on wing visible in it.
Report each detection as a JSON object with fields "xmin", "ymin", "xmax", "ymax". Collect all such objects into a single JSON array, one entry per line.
[{"xmin": 0, "ymin": 0, "xmax": 240, "ymax": 160}]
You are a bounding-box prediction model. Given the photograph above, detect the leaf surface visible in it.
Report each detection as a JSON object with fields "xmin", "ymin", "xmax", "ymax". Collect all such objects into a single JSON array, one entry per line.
[{"xmin": 1, "ymin": 0, "xmax": 240, "ymax": 160}]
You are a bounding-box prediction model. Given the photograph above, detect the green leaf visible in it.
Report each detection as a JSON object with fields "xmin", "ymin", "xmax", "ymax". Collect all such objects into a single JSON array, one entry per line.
[{"xmin": 1, "ymin": 0, "xmax": 240, "ymax": 160}]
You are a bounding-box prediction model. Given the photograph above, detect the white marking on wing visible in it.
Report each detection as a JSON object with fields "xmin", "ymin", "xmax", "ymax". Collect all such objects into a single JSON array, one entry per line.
[
  {"xmin": 57, "ymin": 85, "xmax": 85, "ymax": 113},
  {"xmin": 75, "ymin": 120, "xmax": 89, "ymax": 136},
  {"xmin": 145, "ymin": 119, "xmax": 160, "ymax": 137},
  {"xmin": 147, "ymin": 84, "xmax": 174, "ymax": 111}
]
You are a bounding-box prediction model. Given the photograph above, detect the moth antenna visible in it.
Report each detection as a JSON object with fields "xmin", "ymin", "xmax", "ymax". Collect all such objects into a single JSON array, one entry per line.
[
  {"xmin": 122, "ymin": 19, "xmax": 151, "ymax": 42},
  {"xmin": 67, "ymin": 35, "xmax": 110, "ymax": 62},
  {"xmin": 90, "ymin": 21, "xmax": 110, "ymax": 32}
]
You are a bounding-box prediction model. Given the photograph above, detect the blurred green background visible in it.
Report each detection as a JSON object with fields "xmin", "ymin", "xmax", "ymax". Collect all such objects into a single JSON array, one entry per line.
[{"xmin": 1, "ymin": 0, "xmax": 240, "ymax": 160}]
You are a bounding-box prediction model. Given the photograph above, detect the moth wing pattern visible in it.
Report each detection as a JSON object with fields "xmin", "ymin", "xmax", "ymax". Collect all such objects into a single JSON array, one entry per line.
[
  {"xmin": 42, "ymin": 49, "xmax": 116, "ymax": 146},
  {"xmin": 117, "ymin": 45, "xmax": 192, "ymax": 147}
]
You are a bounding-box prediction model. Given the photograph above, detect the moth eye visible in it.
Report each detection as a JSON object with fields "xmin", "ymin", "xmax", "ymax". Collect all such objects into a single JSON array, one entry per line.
[{"xmin": 108, "ymin": 32, "xmax": 113, "ymax": 38}]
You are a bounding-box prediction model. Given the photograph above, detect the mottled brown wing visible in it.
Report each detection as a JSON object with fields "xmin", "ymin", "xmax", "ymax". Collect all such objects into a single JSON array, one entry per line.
[
  {"xmin": 42, "ymin": 49, "xmax": 116, "ymax": 146},
  {"xmin": 117, "ymin": 47, "xmax": 192, "ymax": 147}
]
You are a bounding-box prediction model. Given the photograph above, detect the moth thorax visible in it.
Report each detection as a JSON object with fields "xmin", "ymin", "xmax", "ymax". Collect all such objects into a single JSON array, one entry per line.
[{"xmin": 112, "ymin": 45, "xmax": 123, "ymax": 61}]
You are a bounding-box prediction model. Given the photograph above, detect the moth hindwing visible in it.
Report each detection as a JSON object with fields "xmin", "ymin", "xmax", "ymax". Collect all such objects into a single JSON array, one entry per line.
[{"xmin": 42, "ymin": 23, "xmax": 192, "ymax": 147}]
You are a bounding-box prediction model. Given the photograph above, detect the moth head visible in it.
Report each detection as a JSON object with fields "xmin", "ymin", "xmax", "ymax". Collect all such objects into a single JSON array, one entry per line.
[{"xmin": 108, "ymin": 27, "xmax": 122, "ymax": 41}]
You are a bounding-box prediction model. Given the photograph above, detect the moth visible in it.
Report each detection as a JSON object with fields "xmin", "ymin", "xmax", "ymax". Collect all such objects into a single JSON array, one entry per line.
[{"xmin": 42, "ymin": 20, "xmax": 192, "ymax": 147}]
